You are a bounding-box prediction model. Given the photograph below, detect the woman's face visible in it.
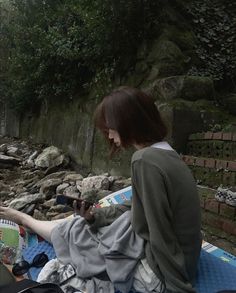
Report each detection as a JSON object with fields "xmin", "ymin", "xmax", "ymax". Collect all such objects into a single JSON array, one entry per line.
[{"xmin": 108, "ymin": 129, "xmax": 121, "ymax": 147}]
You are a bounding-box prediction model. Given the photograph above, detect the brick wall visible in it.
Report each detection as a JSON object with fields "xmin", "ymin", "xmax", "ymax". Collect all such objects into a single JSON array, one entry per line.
[
  {"xmin": 201, "ymin": 199, "xmax": 236, "ymax": 236},
  {"xmin": 187, "ymin": 132, "xmax": 236, "ymax": 238},
  {"xmin": 182, "ymin": 155, "xmax": 236, "ymax": 187},
  {"xmin": 187, "ymin": 132, "xmax": 236, "ymax": 160}
]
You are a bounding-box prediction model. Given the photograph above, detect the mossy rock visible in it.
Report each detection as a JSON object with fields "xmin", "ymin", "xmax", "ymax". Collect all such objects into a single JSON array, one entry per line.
[
  {"xmin": 135, "ymin": 61, "xmax": 149, "ymax": 75},
  {"xmin": 146, "ymin": 38, "xmax": 186, "ymax": 78},
  {"xmin": 222, "ymin": 94, "xmax": 236, "ymax": 116},
  {"xmin": 162, "ymin": 25, "xmax": 196, "ymax": 51},
  {"xmin": 146, "ymin": 76, "xmax": 184, "ymax": 101},
  {"xmin": 181, "ymin": 76, "xmax": 215, "ymax": 101},
  {"xmin": 145, "ymin": 75, "xmax": 215, "ymax": 102}
]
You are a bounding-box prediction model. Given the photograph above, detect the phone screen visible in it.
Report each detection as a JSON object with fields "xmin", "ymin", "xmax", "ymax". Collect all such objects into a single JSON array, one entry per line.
[{"xmin": 56, "ymin": 195, "xmax": 93, "ymax": 210}]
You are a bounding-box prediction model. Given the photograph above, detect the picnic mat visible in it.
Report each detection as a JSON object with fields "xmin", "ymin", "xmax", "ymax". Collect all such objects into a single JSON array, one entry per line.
[
  {"xmin": 23, "ymin": 239, "xmax": 236, "ymax": 292},
  {"xmin": 22, "ymin": 240, "xmax": 56, "ymax": 280}
]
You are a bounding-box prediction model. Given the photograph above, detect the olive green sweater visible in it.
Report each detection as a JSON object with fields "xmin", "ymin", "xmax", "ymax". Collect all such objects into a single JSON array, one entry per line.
[{"xmin": 131, "ymin": 147, "xmax": 202, "ymax": 293}]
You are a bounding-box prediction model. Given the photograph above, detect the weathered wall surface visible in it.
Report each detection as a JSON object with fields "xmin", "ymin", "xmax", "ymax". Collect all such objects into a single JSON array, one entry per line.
[
  {"xmin": 19, "ymin": 97, "xmax": 134, "ymax": 176},
  {"xmin": 0, "ymin": 101, "xmax": 19, "ymax": 138},
  {"xmin": 17, "ymin": 88, "xmax": 232, "ymax": 177}
]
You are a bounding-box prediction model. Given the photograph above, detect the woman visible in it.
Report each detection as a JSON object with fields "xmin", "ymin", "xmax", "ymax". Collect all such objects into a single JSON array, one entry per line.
[{"xmin": 94, "ymin": 86, "xmax": 202, "ymax": 293}]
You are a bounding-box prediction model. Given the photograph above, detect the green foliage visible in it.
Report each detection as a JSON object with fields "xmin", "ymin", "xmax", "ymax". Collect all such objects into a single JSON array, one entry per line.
[
  {"xmin": 185, "ymin": 0, "xmax": 236, "ymax": 81},
  {"xmin": 0, "ymin": 0, "xmax": 161, "ymax": 113}
]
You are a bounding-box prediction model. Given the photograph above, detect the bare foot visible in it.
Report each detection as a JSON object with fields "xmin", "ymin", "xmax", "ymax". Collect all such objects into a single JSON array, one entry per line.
[{"xmin": 0, "ymin": 206, "xmax": 31, "ymax": 227}]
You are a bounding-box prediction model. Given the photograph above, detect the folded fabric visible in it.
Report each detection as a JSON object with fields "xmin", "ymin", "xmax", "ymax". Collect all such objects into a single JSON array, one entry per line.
[{"xmin": 51, "ymin": 211, "xmax": 144, "ymax": 293}]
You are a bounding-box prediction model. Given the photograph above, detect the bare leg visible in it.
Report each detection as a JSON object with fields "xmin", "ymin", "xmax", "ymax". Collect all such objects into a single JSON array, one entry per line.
[{"xmin": 0, "ymin": 206, "xmax": 67, "ymax": 243}]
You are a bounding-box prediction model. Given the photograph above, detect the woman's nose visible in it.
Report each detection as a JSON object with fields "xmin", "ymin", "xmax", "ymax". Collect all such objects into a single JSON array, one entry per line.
[{"xmin": 108, "ymin": 130, "xmax": 113, "ymax": 139}]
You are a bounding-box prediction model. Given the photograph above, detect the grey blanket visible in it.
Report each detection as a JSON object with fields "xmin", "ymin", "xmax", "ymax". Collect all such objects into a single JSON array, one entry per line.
[{"xmin": 51, "ymin": 211, "xmax": 144, "ymax": 293}]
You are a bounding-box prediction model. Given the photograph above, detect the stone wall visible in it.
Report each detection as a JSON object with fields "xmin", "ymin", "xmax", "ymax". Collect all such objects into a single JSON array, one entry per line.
[
  {"xmin": 0, "ymin": 101, "xmax": 19, "ymax": 138},
  {"xmin": 16, "ymin": 91, "xmax": 231, "ymax": 177}
]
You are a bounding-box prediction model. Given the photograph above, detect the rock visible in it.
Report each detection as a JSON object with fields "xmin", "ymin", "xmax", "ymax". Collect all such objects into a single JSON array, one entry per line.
[
  {"xmin": 33, "ymin": 209, "xmax": 47, "ymax": 220},
  {"xmin": 23, "ymin": 177, "xmax": 39, "ymax": 187},
  {"xmin": 0, "ymin": 144, "xmax": 7, "ymax": 153},
  {"xmin": 7, "ymin": 146, "xmax": 22, "ymax": 157},
  {"xmin": 0, "ymin": 154, "xmax": 21, "ymax": 166},
  {"xmin": 110, "ymin": 178, "xmax": 132, "ymax": 192},
  {"xmin": 46, "ymin": 212, "xmax": 59, "ymax": 219},
  {"xmin": 63, "ymin": 173, "xmax": 83, "ymax": 183},
  {"xmin": 76, "ymin": 180, "xmax": 82, "ymax": 193},
  {"xmin": 149, "ymin": 76, "xmax": 184, "ymax": 101},
  {"xmin": 181, "ymin": 76, "xmax": 214, "ymax": 101},
  {"xmin": 44, "ymin": 165, "xmax": 61, "ymax": 176},
  {"xmin": 9, "ymin": 193, "xmax": 44, "ymax": 210},
  {"xmin": 0, "ymin": 181, "xmax": 9, "ymax": 191},
  {"xmin": 135, "ymin": 61, "xmax": 149, "ymax": 74},
  {"xmin": 51, "ymin": 211, "xmax": 73, "ymax": 220},
  {"xmin": 149, "ymin": 75, "xmax": 214, "ymax": 101},
  {"xmin": 0, "ymin": 191, "xmax": 9, "ymax": 202},
  {"xmin": 21, "ymin": 204, "xmax": 36, "ymax": 215},
  {"xmin": 42, "ymin": 198, "xmax": 57, "ymax": 208},
  {"xmin": 223, "ymin": 94, "xmax": 236, "ymax": 115},
  {"xmin": 35, "ymin": 146, "xmax": 67, "ymax": 169},
  {"xmin": 147, "ymin": 39, "xmax": 186, "ymax": 78},
  {"xmin": 63, "ymin": 185, "xmax": 80, "ymax": 198},
  {"xmin": 39, "ymin": 178, "xmax": 62, "ymax": 199},
  {"xmin": 35, "ymin": 171, "xmax": 73, "ymax": 188},
  {"xmin": 56, "ymin": 183, "xmax": 70, "ymax": 195},
  {"xmin": 26, "ymin": 150, "xmax": 38, "ymax": 167},
  {"xmin": 22, "ymin": 170, "xmax": 43, "ymax": 180},
  {"xmin": 81, "ymin": 175, "xmax": 110, "ymax": 195}
]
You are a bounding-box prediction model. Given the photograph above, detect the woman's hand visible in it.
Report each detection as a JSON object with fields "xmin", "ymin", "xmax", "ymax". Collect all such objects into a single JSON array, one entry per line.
[{"xmin": 73, "ymin": 200, "xmax": 95, "ymax": 223}]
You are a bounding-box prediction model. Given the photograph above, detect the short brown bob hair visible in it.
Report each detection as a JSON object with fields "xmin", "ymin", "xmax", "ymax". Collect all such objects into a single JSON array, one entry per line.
[{"xmin": 94, "ymin": 86, "xmax": 167, "ymax": 153}]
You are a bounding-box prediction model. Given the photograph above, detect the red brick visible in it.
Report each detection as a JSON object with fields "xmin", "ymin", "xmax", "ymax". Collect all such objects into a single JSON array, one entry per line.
[
  {"xmin": 204, "ymin": 132, "xmax": 213, "ymax": 139},
  {"xmin": 222, "ymin": 132, "xmax": 232, "ymax": 141},
  {"xmin": 195, "ymin": 157, "xmax": 205, "ymax": 167},
  {"xmin": 213, "ymin": 132, "xmax": 223, "ymax": 140},
  {"xmin": 205, "ymin": 199, "xmax": 219, "ymax": 214},
  {"xmin": 215, "ymin": 159, "xmax": 228, "ymax": 170},
  {"xmin": 202, "ymin": 211, "xmax": 223, "ymax": 230},
  {"xmin": 222, "ymin": 220, "xmax": 236, "ymax": 236},
  {"xmin": 232, "ymin": 133, "xmax": 236, "ymax": 141},
  {"xmin": 205, "ymin": 158, "xmax": 216, "ymax": 168},
  {"xmin": 219, "ymin": 203, "xmax": 236, "ymax": 220},
  {"xmin": 228, "ymin": 161, "xmax": 236, "ymax": 172}
]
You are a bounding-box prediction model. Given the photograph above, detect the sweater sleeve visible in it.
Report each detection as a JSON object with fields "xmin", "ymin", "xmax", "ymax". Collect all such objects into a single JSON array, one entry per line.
[{"xmin": 131, "ymin": 159, "xmax": 196, "ymax": 293}]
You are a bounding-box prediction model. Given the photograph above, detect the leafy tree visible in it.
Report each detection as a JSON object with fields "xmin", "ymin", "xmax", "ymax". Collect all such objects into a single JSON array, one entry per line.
[{"xmin": 0, "ymin": 0, "xmax": 161, "ymax": 113}]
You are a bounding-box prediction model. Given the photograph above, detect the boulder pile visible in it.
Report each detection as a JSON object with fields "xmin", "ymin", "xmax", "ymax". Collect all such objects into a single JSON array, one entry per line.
[{"xmin": 0, "ymin": 138, "xmax": 131, "ymax": 221}]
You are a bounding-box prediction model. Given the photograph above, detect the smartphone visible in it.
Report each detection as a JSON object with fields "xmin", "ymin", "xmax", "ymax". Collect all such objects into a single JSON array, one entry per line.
[{"xmin": 56, "ymin": 195, "xmax": 94, "ymax": 210}]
